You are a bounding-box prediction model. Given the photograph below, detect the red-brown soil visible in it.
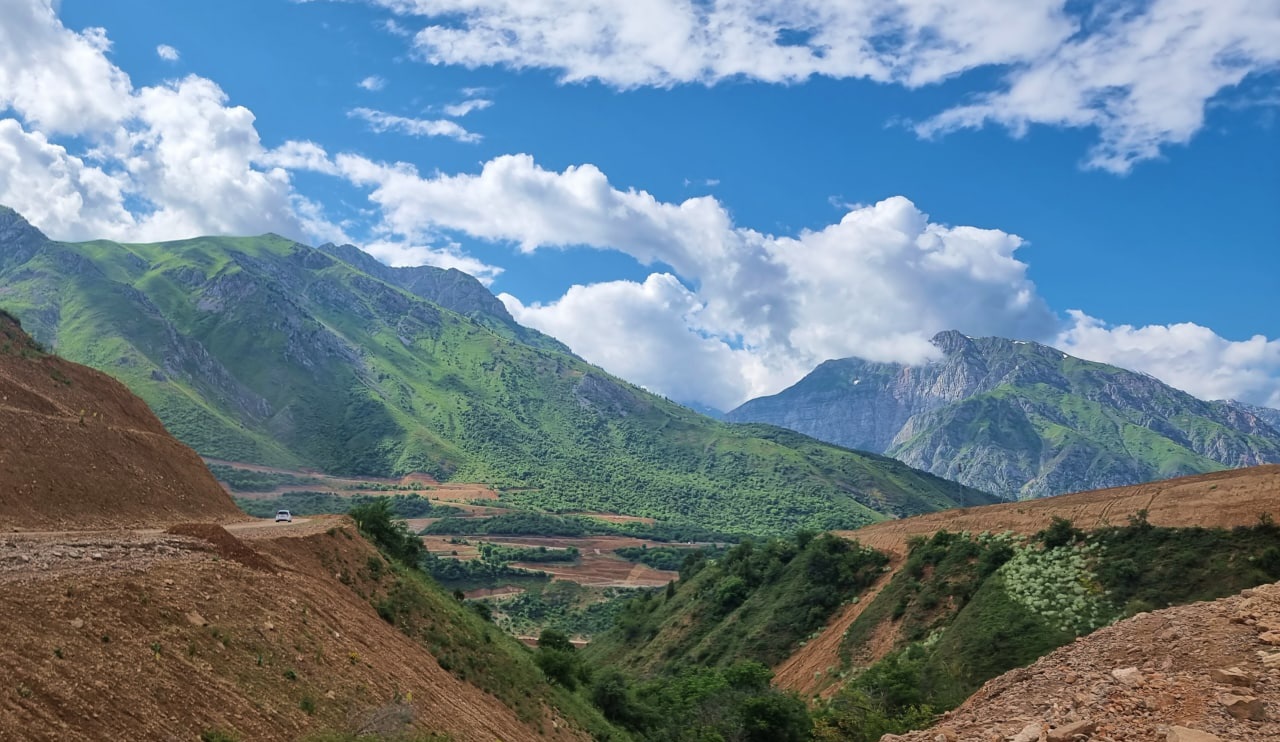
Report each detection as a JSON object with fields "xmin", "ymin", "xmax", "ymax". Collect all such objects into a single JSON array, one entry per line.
[
  {"xmin": 423, "ymin": 534, "xmax": 680, "ymax": 587},
  {"xmin": 896, "ymin": 582, "xmax": 1280, "ymax": 742},
  {"xmin": 772, "ymin": 555, "xmax": 903, "ymax": 698},
  {"xmin": 205, "ymin": 458, "xmax": 501, "ymax": 503},
  {"xmin": 839, "ymin": 465, "xmax": 1280, "ymax": 558},
  {"xmin": 0, "ymin": 521, "xmax": 590, "ymax": 742},
  {"xmin": 0, "ymin": 314, "xmax": 239, "ymax": 530}
]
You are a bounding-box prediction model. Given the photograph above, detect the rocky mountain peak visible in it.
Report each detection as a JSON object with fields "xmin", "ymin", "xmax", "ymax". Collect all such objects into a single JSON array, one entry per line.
[
  {"xmin": 930, "ymin": 329, "xmax": 977, "ymax": 356},
  {"xmin": 0, "ymin": 206, "xmax": 49, "ymax": 269}
]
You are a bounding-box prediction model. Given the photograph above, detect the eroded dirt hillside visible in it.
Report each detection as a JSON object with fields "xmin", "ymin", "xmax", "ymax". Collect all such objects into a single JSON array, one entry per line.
[
  {"xmin": 0, "ymin": 311, "xmax": 239, "ymax": 529},
  {"xmin": 894, "ymin": 582, "xmax": 1280, "ymax": 742},
  {"xmin": 842, "ymin": 465, "xmax": 1280, "ymax": 558},
  {"xmin": 0, "ymin": 519, "xmax": 590, "ymax": 742}
]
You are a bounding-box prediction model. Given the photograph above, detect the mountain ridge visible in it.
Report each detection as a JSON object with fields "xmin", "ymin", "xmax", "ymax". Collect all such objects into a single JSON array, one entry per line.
[
  {"xmin": 0, "ymin": 207, "xmax": 994, "ymax": 534},
  {"xmin": 726, "ymin": 330, "xmax": 1280, "ymax": 499}
]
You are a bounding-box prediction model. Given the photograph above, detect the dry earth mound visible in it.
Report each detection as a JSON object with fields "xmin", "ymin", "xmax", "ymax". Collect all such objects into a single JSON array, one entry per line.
[
  {"xmin": 0, "ymin": 521, "xmax": 589, "ymax": 741},
  {"xmin": 893, "ymin": 581, "xmax": 1280, "ymax": 742},
  {"xmin": 0, "ymin": 311, "xmax": 238, "ymax": 529},
  {"xmin": 842, "ymin": 465, "xmax": 1280, "ymax": 558}
]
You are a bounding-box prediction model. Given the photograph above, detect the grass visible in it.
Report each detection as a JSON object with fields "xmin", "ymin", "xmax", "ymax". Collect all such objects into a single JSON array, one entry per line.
[{"xmin": 587, "ymin": 533, "xmax": 888, "ymax": 674}]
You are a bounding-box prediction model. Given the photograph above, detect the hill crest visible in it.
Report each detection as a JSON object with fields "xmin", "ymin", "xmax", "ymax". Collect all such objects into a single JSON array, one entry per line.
[{"xmin": 0, "ymin": 310, "xmax": 238, "ymax": 529}]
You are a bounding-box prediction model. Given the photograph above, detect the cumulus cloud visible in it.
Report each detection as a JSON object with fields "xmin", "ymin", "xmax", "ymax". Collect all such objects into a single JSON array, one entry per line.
[
  {"xmin": 443, "ymin": 98, "xmax": 493, "ymax": 117},
  {"xmin": 0, "ymin": 0, "xmax": 133, "ymax": 135},
  {"xmin": 0, "ymin": 118, "xmax": 135, "ymax": 240},
  {"xmin": 358, "ymin": 75, "xmax": 386, "ymax": 91},
  {"xmin": 355, "ymin": 0, "xmax": 1280, "ymax": 171},
  {"xmin": 502, "ymin": 275, "xmax": 771, "ymax": 410},
  {"xmin": 0, "ymin": 0, "xmax": 336, "ymax": 243},
  {"xmin": 323, "ymin": 151, "xmax": 1058, "ymax": 405},
  {"xmin": 155, "ymin": 44, "xmax": 179, "ymax": 62},
  {"xmin": 349, "ymin": 107, "xmax": 480, "ymax": 142},
  {"xmin": 1058, "ymin": 312, "xmax": 1280, "ymax": 408}
]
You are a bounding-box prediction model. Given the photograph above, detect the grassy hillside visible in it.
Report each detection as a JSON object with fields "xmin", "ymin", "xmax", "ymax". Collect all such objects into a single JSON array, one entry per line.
[
  {"xmin": 0, "ymin": 207, "xmax": 993, "ymax": 534},
  {"xmin": 585, "ymin": 533, "xmax": 889, "ymax": 674},
  {"xmin": 583, "ymin": 517, "xmax": 1280, "ymax": 740}
]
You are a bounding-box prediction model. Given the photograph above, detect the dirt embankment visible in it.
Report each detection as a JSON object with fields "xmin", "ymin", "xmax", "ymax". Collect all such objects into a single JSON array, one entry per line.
[
  {"xmin": 0, "ymin": 521, "xmax": 588, "ymax": 742},
  {"xmin": 841, "ymin": 465, "xmax": 1280, "ymax": 558},
  {"xmin": 772, "ymin": 555, "xmax": 902, "ymax": 697},
  {"xmin": 896, "ymin": 582, "xmax": 1280, "ymax": 742},
  {"xmin": 0, "ymin": 314, "xmax": 239, "ymax": 530}
]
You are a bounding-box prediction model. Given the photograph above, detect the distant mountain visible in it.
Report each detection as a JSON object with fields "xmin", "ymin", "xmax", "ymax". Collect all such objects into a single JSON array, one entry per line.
[
  {"xmin": 0, "ymin": 206, "xmax": 994, "ymax": 534},
  {"xmin": 726, "ymin": 330, "xmax": 1280, "ymax": 499},
  {"xmin": 1226, "ymin": 400, "xmax": 1280, "ymax": 433}
]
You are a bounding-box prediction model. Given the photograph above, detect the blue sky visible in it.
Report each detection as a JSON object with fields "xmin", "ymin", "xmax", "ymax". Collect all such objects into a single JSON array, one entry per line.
[{"xmin": 3, "ymin": 0, "xmax": 1279, "ymax": 409}]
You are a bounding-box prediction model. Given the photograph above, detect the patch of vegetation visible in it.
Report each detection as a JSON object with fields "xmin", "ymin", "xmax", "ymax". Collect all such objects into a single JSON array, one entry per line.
[
  {"xmin": 615, "ymin": 544, "xmax": 730, "ymax": 571},
  {"xmin": 234, "ymin": 492, "xmax": 460, "ymax": 519},
  {"xmin": 484, "ymin": 582, "xmax": 645, "ymax": 639},
  {"xmin": 421, "ymin": 553, "xmax": 551, "ymax": 591},
  {"xmin": 422, "ymin": 511, "xmax": 741, "ymax": 543},
  {"xmin": 477, "ymin": 542, "xmax": 579, "ymax": 564},
  {"xmin": 590, "ymin": 660, "xmax": 812, "ymax": 742},
  {"xmin": 588, "ymin": 533, "xmax": 888, "ymax": 673}
]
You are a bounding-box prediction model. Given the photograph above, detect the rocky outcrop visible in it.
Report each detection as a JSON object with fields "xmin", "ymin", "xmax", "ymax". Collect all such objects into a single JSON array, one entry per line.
[
  {"xmin": 316, "ymin": 242, "xmax": 569, "ymax": 354},
  {"xmin": 896, "ymin": 582, "xmax": 1280, "ymax": 742},
  {"xmin": 728, "ymin": 332, "xmax": 1280, "ymax": 499}
]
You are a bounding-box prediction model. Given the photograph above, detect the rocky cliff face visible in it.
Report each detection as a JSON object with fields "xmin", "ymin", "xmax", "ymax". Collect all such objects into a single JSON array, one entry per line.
[
  {"xmin": 727, "ymin": 331, "xmax": 1280, "ymax": 499},
  {"xmin": 316, "ymin": 242, "xmax": 569, "ymax": 354}
]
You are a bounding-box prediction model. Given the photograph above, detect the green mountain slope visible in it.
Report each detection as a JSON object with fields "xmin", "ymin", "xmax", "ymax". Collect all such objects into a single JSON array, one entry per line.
[
  {"xmin": 0, "ymin": 207, "xmax": 993, "ymax": 534},
  {"xmin": 727, "ymin": 330, "xmax": 1280, "ymax": 499}
]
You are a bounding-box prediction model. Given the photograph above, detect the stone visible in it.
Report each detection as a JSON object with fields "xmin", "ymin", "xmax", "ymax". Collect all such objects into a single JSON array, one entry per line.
[
  {"xmin": 1047, "ymin": 720, "xmax": 1095, "ymax": 742},
  {"xmin": 69, "ymin": 618, "xmax": 84, "ymax": 629},
  {"xmin": 1166, "ymin": 727, "xmax": 1221, "ymax": 742},
  {"xmin": 1009, "ymin": 722, "xmax": 1042, "ymax": 742},
  {"xmin": 1218, "ymin": 692, "xmax": 1266, "ymax": 721},
  {"xmin": 1259, "ymin": 631, "xmax": 1280, "ymax": 646},
  {"xmin": 933, "ymin": 729, "xmax": 958, "ymax": 742},
  {"xmin": 1111, "ymin": 667, "xmax": 1144, "ymax": 688},
  {"xmin": 1209, "ymin": 667, "xmax": 1254, "ymax": 687}
]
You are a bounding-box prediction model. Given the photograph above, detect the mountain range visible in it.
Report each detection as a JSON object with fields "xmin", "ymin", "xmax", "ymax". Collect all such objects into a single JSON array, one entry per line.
[
  {"xmin": 0, "ymin": 206, "xmax": 991, "ymax": 535},
  {"xmin": 726, "ymin": 330, "xmax": 1280, "ymax": 499}
]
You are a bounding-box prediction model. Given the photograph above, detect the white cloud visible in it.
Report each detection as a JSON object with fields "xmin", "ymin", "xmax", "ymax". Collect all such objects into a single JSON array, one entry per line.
[
  {"xmin": 443, "ymin": 98, "xmax": 493, "ymax": 117},
  {"xmin": 1058, "ymin": 311, "xmax": 1280, "ymax": 408},
  {"xmin": 326, "ymin": 151, "xmax": 1058, "ymax": 405},
  {"xmin": 156, "ymin": 44, "xmax": 179, "ymax": 62},
  {"xmin": 0, "ymin": 0, "xmax": 331, "ymax": 243},
  {"xmin": 0, "ymin": 0, "xmax": 133, "ymax": 135},
  {"xmin": 357, "ymin": 0, "xmax": 1280, "ymax": 171},
  {"xmin": 364, "ymin": 238, "xmax": 503, "ymax": 284},
  {"xmin": 502, "ymin": 275, "xmax": 770, "ymax": 409},
  {"xmin": 917, "ymin": 0, "xmax": 1280, "ymax": 173},
  {"xmin": 358, "ymin": 75, "xmax": 387, "ymax": 91},
  {"xmin": 349, "ymin": 107, "xmax": 481, "ymax": 142},
  {"xmin": 0, "ymin": 117, "xmax": 136, "ymax": 240}
]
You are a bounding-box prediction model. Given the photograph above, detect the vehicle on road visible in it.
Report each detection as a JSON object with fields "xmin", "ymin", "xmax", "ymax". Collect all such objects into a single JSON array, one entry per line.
[{"xmin": 275, "ymin": 510, "xmax": 293, "ymax": 523}]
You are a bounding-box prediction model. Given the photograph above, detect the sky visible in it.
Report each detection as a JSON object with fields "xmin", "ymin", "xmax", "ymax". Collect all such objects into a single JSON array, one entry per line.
[{"xmin": 1, "ymin": 0, "xmax": 1278, "ymax": 411}]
